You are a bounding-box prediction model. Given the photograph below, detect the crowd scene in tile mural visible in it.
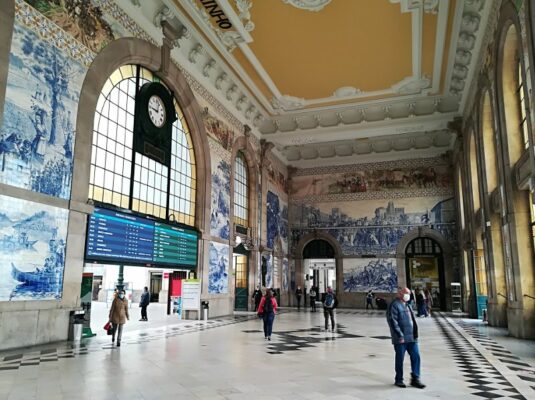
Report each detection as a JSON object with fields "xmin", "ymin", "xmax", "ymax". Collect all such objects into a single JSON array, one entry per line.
[
  {"xmin": 292, "ymin": 164, "xmax": 452, "ymax": 197},
  {"xmin": 290, "ymin": 198, "xmax": 456, "ymax": 256},
  {"xmin": 343, "ymin": 258, "xmax": 398, "ymax": 293}
]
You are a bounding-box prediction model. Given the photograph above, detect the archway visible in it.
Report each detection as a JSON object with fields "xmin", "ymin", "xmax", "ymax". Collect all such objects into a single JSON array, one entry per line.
[
  {"xmin": 303, "ymin": 239, "xmax": 336, "ymax": 304},
  {"xmin": 396, "ymin": 227, "xmax": 454, "ymax": 311},
  {"xmin": 404, "ymin": 237, "xmax": 445, "ymax": 311},
  {"xmin": 293, "ymin": 231, "xmax": 343, "ymax": 307}
]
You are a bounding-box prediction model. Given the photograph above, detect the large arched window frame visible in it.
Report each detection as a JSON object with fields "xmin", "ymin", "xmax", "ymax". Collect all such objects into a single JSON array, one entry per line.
[
  {"xmin": 234, "ymin": 151, "xmax": 249, "ymax": 227},
  {"xmin": 89, "ymin": 65, "xmax": 196, "ymax": 226}
]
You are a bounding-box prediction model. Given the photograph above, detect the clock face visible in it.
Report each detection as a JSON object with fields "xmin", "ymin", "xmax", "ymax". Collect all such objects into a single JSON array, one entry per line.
[{"xmin": 148, "ymin": 95, "xmax": 166, "ymax": 128}]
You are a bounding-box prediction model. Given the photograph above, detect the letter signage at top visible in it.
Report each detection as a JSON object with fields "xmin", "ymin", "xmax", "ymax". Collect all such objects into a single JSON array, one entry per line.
[{"xmin": 200, "ymin": 0, "xmax": 233, "ymax": 29}]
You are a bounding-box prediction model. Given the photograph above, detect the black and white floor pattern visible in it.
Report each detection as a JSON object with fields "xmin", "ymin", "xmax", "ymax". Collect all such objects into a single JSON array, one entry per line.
[
  {"xmin": 0, "ymin": 314, "xmax": 260, "ymax": 371},
  {"xmin": 453, "ymin": 318, "xmax": 535, "ymax": 396},
  {"xmin": 435, "ymin": 313, "xmax": 527, "ymax": 399}
]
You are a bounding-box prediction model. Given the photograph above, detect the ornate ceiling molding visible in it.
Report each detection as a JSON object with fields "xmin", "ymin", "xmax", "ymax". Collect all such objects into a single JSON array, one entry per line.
[
  {"xmin": 390, "ymin": 0, "xmax": 439, "ymax": 14},
  {"xmin": 281, "ymin": 0, "xmax": 332, "ymax": 12}
]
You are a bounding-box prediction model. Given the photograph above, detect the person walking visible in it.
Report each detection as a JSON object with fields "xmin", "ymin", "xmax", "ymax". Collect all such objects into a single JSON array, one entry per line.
[
  {"xmin": 139, "ymin": 286, "xmax": 150, "ymax": 321},
  {"xmin": 295, "ymin": 286, "xmax": 303, "ymax": 310},
  {"xmin": 109, "ymin": 289, "xmax": 129, "ymax": 347},
  {"xmin": 258, "ymin": 289, "xmax": 278, "ymax": 341},
  {"xmin": 415, "ymin": 288, "xmax": 427, "ymax": 317},
  {"xmin": 366, "ymin": 290, "xmax": 375, "ymax": 310},
  {"xmin": 252, "ymin": 285, "xmax": 263, "ymax": 312},
  {"xmin": 424, "ymin": 288, "xmax": 433, "ymax": 316},
  {"xmin": 309, "ymin": 287, "xmax": 317, "ymax": 312},
  {"xmin": 386, "ymin": 287, "xmax": 426, "ymax": 389},
  {"xmin": 323, "ymin": 287, "xmax": 338, "ymax": 331}
]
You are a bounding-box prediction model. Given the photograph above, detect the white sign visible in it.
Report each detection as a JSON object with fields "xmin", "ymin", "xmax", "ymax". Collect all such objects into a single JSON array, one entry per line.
[{"xmin": 182, "ymin": 279, "xmax": 201, "ymax": 310}]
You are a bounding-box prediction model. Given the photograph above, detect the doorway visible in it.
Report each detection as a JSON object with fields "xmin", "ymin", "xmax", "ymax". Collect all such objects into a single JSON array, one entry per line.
[
  {"xmin": 303, "ymin": 239, "xmax": 336, "ymax": 300},
  {"xmin": 233, "ymin": 248, "xmax": 248, "ymax": 310},
  {"xmin": 150, "ymin": 272, "xmax": 162, "ymax": 303},
  {"xmin": 405, "ymin": 237, "xmax": 445, "ymax": 310}
]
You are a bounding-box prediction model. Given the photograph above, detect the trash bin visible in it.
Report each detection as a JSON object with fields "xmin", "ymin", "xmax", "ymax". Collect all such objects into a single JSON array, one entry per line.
[
  {"xmin": 201, "ymin": 301, "xmax": 209, "ymax": 321},
  {"xmin": 68, "ymin": 310, "xmax": 85, "ymax": 341}
]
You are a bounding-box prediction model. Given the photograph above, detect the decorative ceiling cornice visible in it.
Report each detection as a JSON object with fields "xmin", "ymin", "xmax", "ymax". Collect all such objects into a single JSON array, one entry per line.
[
  {"xmin": 281, "ymin": 129, "xmax": 455, "ymax": 165},
  {"xmin": 112, "ymin": 0, "xmax": 496, "ymax": 166}
]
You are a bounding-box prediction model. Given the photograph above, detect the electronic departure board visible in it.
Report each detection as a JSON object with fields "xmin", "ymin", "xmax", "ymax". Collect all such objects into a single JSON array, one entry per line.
[{"xmin": 85, "ymin": 207, "xmax": 198, "ymax": 268}]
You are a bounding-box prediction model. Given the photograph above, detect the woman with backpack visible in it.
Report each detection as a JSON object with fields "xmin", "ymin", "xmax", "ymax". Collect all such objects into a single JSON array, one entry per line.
[
  {"xmin": 257, "ymin": 288, "xmax": 278, "ymax": 341},
  {"xmin": 323, "ymin": 286, "xmax": 338, "ymax": 331}
]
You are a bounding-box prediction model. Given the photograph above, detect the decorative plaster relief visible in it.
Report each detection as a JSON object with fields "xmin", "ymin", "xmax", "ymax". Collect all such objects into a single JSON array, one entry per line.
[
  {"xmin": 390, "ymin": 0, "xmax": 439, "ymax": 14},
  {"xmin": 333, "ymin": 86, "xmax": 362, "ymax": 98},
  {"xmin": 393, "ymin": 76, "xmax": 432, "ymax": 95},
  {"xmin": 281, "ymin": 0, "xmax": 332, "ymax": 12},
  {"xmin": 235, "ymin": 0, "xmax": 255, "ymax": 32},
  {"xmin": 271, "ymin": 95, "xmax": 307, "ymax": 112}
]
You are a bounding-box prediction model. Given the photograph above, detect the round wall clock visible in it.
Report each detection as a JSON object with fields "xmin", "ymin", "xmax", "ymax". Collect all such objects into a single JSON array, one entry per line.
[{"xmin": 148, "ymin": 95, "xmax": 166, "ymax": 128}]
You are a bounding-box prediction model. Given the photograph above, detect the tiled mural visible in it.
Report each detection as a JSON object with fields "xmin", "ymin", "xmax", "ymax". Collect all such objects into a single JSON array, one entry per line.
[
  {"xmin": 208, "ymin": 241, "xmax": 229, "ymax": 294},
  {"xmin": 292, "ymin": 165, "xmax": 452, "ymax": 197},
  {"xmin": 203, "ymin": 111, "xmax": 234, "ymax": 151},
  {"xmin": 266, "ymin": 190, "xmax": 289, "ymax": 252},
  {"xmin": 290, "ymin": 157, "xmax": 457, "ymax": 261},
  {"xmin": 343, "ymin": 258, "xmax": 398, "ymax": 293},
  {"xmin": 290, "ymin": 197, "xmax": 456, "ymax": 256},
  {"xmin": 23, "ymin": 0, "xmax": 115, "ymax": 53},
  {"xmin": 210, "ymin": 155, "xmax": 231, "ymax": 240},
  {"xmin": 0, "ymin": 22, "xmax": 86, "ymax": 199},
  {"xmin": 0, "ymin": 195, "xmax": 68, "ymax": 301}
]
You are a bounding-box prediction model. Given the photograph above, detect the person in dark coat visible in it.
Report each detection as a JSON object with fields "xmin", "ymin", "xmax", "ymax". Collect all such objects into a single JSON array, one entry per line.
[
  {"xmin": 386, "ymin": 287, "xmax": 425, "ymax": 389},
  {"xmin": 323, "ymin": 287, "xmax": 338, "ymax": 331},
  {"xmin": 139, "ymin": 286, "xmax": 150, "ymax": 321},
  {"xmin": 252, "ymin": 285, "xmax": 263, "ymax": 311},
  {"xmin": 295, "ymin": 286, "xmax": 303, "ymax": 310}
]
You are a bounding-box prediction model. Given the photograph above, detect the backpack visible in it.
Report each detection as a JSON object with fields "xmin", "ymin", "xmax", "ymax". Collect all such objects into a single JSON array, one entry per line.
[
  {"xmin": 324, "ymin": 293, "xmax": 334, "ymax": 308},
  {"xmin": 264, "ymin": 297, "xmax": 273, "ymax": 314}
]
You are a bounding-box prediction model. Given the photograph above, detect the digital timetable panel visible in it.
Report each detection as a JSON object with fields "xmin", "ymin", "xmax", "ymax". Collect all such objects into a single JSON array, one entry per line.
[{"xmin": 85, "ymin": 207, "xmax": 198, "ymax": 268}]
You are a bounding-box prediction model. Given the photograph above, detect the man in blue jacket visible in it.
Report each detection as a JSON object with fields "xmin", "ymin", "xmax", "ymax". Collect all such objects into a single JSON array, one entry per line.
[{"xmin": 386, "ymin": 287, "xmax": 426, "ymax": 389}]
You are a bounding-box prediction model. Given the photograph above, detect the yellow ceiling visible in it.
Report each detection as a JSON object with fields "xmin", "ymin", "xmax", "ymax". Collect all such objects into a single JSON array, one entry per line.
[
  {"xmin": 248, "ymin": 0, "xmax": 415, "ymax": 99},
  {"xmin": 186, "ymin": 0, "xmax": 457, "ymax": 107}
]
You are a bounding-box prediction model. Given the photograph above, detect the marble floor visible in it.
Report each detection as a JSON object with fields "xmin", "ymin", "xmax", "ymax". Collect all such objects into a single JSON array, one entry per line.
[{"xmin": 0, "ymin": 310, "xmax": 533, "ymax": 400}]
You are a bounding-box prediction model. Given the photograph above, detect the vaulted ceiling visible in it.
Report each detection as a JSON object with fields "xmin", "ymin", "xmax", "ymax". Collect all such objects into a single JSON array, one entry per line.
[{"xmin": 117, "ymin": 0, "xmax": 492, "ymax": 167}]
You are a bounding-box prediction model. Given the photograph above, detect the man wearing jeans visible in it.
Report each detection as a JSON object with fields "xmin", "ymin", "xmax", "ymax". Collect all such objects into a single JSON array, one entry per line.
[{"xmin": 386, "ymin": 287, "xmax": 426, "ymax": 389}]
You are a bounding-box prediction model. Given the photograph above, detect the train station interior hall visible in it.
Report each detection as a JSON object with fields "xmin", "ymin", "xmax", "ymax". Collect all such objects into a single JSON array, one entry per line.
[{"xmin": 0, "ymin": 0, "xmax": 535, "ymax": 399}]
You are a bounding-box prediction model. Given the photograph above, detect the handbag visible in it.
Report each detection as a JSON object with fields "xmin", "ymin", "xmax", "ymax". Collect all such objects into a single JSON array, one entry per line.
[{"xmin": 104, "ymin": 321, "xmax": 113, "ymax": 335}]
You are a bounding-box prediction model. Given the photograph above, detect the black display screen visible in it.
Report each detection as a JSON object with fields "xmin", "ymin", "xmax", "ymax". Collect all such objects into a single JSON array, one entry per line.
[{"xmin": 85, "ymin": 207, "xmax": 198, "ymax": 268}]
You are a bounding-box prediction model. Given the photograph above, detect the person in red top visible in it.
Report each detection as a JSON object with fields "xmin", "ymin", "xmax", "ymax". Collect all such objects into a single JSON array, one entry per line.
[{"xmin": 258, "ymin": 288, "xmax": 278, "ymax": 341}]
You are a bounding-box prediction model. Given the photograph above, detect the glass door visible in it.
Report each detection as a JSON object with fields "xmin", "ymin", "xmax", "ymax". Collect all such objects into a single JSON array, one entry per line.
[{"xmin": 234, "ymin": 254, "xmax": 248, "ymax": 310}]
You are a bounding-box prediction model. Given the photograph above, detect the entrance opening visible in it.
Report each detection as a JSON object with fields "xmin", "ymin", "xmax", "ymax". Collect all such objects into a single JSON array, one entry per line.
[
  {"xmin": 83, "ymin": 264, "xmax": 190, "ymax": 332},
  {"xmin": 233, "ymin": 244, "xmax": 249, "ymax": 310},
  {"xmin": 303, "ymin": 239, "xmax": 336, "ymax": 299},
  {"xmin": 405, "ymin": 237, "xmax": 445, "ymax": 310}
]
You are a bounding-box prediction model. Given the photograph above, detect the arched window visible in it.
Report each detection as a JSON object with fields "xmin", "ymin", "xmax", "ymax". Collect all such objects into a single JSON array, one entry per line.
[
  {"xmin": 469, "ymin": 131, "xmax": 481, "ymax": 212},
  {"xmin": 88, "ymin": 65, "xmax": 196, "ymax": 226},
  {"xmin": 482, "ymin": 92, "xmax": 498, "ymax": 193},
  {"xmin": 502, "ymin": 26, "xmax": 528, "ymax": 163},
  {"xmin": 234, "ymin": 151, "xmax": 249, "ymax": 227}
]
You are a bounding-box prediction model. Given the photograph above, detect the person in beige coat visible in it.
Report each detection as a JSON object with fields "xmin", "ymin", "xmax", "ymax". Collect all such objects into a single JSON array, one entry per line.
[{"xmin": 109, "ymin": 290, "xmax": 129, "ymax": 346}]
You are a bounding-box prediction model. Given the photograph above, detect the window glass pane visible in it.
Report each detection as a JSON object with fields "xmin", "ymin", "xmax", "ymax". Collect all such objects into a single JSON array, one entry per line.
[{"xmin": 90, "ymin": 65, "xmax": 196, "ymax": 224}]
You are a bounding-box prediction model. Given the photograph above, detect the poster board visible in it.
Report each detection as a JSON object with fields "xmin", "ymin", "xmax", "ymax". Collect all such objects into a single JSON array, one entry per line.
[{"xmin": 182, "ymin": 279, "xmax": 201, "ymax": 311}]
